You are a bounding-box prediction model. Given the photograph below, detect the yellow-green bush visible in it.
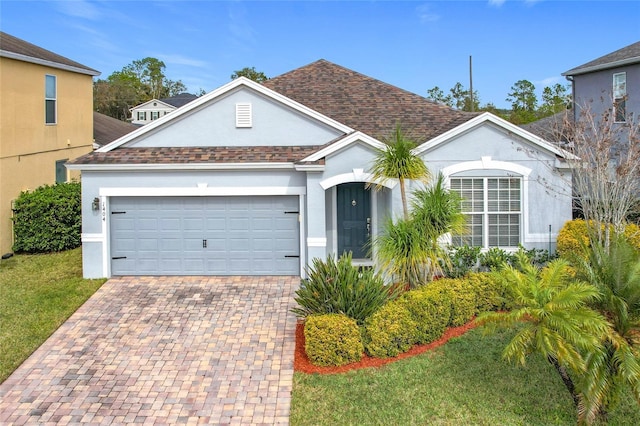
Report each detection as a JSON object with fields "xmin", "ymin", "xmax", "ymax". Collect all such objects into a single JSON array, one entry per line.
[
  {"xmin": 398, "ymin": 286, "xmax": 451, "ymax": 344},
  {"xmin": 363, "ymin": 301, "xmax": 417, "ymax": 358},
  {"xmin": 465, "ymin": 272, "xmax": 509, "ymax": 313},
  {"xmin": 429, "ymin": 278, "xmax": 476, "ymax": 327},
  {"xmin": 304, "ymin": 314, "xmax": 364, "ymax": 367},
  {"xmin": 557, "ymin": 219, "xmax": 640, "ymax": 259}
]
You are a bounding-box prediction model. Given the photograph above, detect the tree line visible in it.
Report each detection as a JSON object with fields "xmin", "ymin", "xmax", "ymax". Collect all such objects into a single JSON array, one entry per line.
[
  {"xmin": 95, "ymin": 57, "xmax": 566, "ymax": 126},
  {"xmin": 426, "ymin": 80, "xmax": 570, "ymax": 124}
]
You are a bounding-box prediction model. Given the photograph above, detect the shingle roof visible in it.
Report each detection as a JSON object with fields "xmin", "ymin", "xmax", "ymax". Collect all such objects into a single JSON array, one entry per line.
[
  {"xmin": 160, "ymin": 93, "xmax": 198, "ymax": 108},
  {"xmin": 68, "ymin": 146, "xmax": 324, "ymax": 166},
  {"xmin": 563, "ymin": 41, "xmax": 640, "ymax": 76},
  {"xmin": 519, "ymin": 111, "xmax": 574, "ymax": 143},
  {"xmin": 263, "ymin": 59, "xmax": 478, "ymax": 141},
  {"xmin": 93, "ymin": 112, "xmax": 140, "ymax": 147},
  {"xmin": 0, "ymin": 31, "xmax": 100, "ymax": 76}
]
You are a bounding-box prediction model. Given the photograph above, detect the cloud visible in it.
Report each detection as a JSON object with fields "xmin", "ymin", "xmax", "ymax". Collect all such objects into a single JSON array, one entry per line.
[
  {"xmin": 54, "ymin": 0, "xmax": 101, "ymax": 20},
  {"xmin": 155, "ymin": 54, "xmax": 208, "ymax": 68},
  {"xmin": 488, "ymin": 0, "xmax": 506, "ymax": 6},
  {"xmin": 537, "ymin": 76, "xmax": 564, "ymax": 87},
  {"xmin": 416, "ymin": 4, "xmax": 440, "ymax": 23},
  {"xmin": 227, "ymin": 2, "xmax": 256, "ymax": 50}
]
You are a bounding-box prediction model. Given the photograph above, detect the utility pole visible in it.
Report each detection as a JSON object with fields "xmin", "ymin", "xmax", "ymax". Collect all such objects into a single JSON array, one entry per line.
[{"xmin": 469, "ymin": 55, "xmax": 474, "ymax": 112}]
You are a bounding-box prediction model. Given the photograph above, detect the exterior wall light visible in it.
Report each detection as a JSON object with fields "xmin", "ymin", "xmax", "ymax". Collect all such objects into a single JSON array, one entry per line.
[{"xmin": 92, "ymin": 197, "xmax": 100, "ymax": 211}]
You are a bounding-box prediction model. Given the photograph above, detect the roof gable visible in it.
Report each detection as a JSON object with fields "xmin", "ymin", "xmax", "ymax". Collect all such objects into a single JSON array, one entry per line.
[
  {"xmin": 414, "ymin": 112, "xmax": 573, "ymax": 159},
  {"xmin": 563, "ymin": 41, "xmax": 640, "ymax": 76},
  {"xmin": 0, "ymin": 31, "xmax": 99, "ymax": 76},
  {"xmin": 97, "ymin": 77, "xmax": 352, "ymax": 152},
  {"xmin": 130, "ymin": 99, "xmax": 175, "ymax": 111},
  {"xmin": 263, "ymin": 59, "xmax": 477, "ymax": 141}
]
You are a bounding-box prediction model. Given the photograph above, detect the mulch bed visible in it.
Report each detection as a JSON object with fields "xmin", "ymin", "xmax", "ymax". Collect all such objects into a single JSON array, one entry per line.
[{"xmin": 294, "ymin": 318, "xmax": 479, "ymax": 374}]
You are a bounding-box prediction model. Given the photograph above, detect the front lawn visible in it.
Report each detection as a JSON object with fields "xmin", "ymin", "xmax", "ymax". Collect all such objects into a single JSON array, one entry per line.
[
  {"xmin": 0, "ymin": 248, "xmax": 105, "ymax": 383},
  {"xmin": 291, "ymin": 326, "xmax": 640, "ymax": 425}
]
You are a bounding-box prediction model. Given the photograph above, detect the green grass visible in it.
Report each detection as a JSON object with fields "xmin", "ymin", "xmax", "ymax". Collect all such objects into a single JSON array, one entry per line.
[
  {"xmin": 0, "ymin": 248, "xmax": 105, "ymax": 383},
  {"xmin": 291, "ymin": 327, "xmax": 640, "ymax": 425}
]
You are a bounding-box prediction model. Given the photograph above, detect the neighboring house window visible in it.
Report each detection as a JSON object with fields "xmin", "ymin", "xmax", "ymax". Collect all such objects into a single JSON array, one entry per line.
[
  {"xmin": 613, "ymin": 72, "xmax": 626, "ymax": 123},
  {"xmin": 45, "ymin": 75, "xmax": 56, "ymax": 124},
  {"xmin": 151, "ymin": 111, "xmax": 160, "ymax": 120},
  {"xmin": 450, "ymin": 177, "xmax": 521, "ymax": 248},
  {"xmin": 137, "ymin": 111, "xmax": 147, "ymax": 121},
  {"xmin": 55, "ymin": 159, "xmax": 68, "ymax": 183},
  {"xmin": 236, "ymin": 103, "xmax": 252, "ymax": 127}
]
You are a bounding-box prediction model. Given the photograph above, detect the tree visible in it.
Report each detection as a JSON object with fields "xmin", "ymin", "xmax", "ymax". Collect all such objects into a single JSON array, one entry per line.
[
  {"xmin": 539, "ymin": 83, "xmax": 570, "ymax": 117},
  {"xmin": 369, "ymin": 124, "xmax": 430, "ymax": 220},
  {"xmin": 555, "ymin": 103, "xmax": 640, "ymax": 246},
  {"xmin": 507, "ymin": 80, "xmax": 538, "ymax": 124},
  {"xmin": 374, "ymin": 174, "xmax": 464, "ymax": 287},
  {"xmin": 570, "ymin": 236, "xmax": 640, "ymax": 423},
  {"xmin": 426, "ymin": 86, "xmax": 452, "ymax": 106},
  {"xmin": 231, "ymin": 67, "xmax": 268, "ymax": 82},
  {"xmin": 93, "ymin": 57, "xmax": 187, "ymax": 120},
  {"xmin": 478, "ymin": 255, "xmax": 609, "ymax": 412}
]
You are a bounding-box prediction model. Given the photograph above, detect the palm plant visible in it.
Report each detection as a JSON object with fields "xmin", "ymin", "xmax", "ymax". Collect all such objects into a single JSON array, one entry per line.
[
  {"xmin": 478, "ymin": 254, "xmax": 609, "ymax": 409},
  {"xmin": 570, "ymin": 235, "xmax": 640, "ymax": 423},
  {"xmin": 369, "ymin": 123, "xmax": 430, "ymax": 220}
]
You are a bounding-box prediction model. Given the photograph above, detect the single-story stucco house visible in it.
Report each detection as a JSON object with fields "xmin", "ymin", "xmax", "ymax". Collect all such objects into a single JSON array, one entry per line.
[{"xmin": 67, "ymin": 60, "xmax": 573, "ymax": 278}]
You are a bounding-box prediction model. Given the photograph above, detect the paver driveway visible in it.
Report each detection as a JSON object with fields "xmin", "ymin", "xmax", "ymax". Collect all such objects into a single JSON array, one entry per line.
[{"xmin": 0, "ymin": 276, "xmax": 299, "ymax": 425}]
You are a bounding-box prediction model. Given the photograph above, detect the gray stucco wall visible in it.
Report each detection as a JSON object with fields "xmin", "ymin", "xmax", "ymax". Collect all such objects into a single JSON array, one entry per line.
[
  {"xmin": 572, "ymin": 63, "xmax": 640, "ymax": 123},
  {"xmin": 126, "ymin": 88, "xmax": 344, "ymax": 148}
]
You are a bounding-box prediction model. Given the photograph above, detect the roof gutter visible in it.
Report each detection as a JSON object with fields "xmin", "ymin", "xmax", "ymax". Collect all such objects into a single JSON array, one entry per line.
[{"xmin": 562, "ymin": 56, "xmax": 640, "ymax": 77}]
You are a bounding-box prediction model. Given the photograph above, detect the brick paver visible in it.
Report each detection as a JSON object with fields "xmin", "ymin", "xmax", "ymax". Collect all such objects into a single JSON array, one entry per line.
[{"xmin": 0, "ymin": 276, "xmax": 299, "ymax": 425}]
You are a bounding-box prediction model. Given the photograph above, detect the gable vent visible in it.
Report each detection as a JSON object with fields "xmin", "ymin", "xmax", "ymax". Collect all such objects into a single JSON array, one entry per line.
[{"xmin": 236, "ymin": 103, "xmax": 252, "ymax": 128}]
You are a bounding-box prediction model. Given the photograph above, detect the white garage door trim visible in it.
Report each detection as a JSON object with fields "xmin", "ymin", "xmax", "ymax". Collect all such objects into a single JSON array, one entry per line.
[{"xmin": 99, "ymin": 186, "xmax": 306, "ymax": 277}]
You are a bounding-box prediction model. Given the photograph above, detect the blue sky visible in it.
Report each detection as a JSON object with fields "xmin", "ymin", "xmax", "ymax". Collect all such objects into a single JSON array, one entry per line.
[{"xmin": 1, "ymin": 0, "xmax": 638, "ymax": 109}]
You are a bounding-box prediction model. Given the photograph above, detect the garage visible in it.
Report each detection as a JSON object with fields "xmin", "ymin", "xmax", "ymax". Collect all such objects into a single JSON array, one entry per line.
[{"xmin": 109, "ymin": 196, "xmax": 300, "ymax": 275}]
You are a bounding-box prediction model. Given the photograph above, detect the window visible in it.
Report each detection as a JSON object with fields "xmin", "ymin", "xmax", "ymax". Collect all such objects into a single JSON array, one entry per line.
[
  {"xmin": 151, "ymin": 111, "xmax": 160, "ymax": 120},
  {"xmin": 137, "ymin": 111, "xmax": 147, "ymax": 121},
  {"xmin": 613, "ymin": 72, "xmax": 626, "ymax": 123},
  {"xmin": 55, "ymin": 159, "xmax": 68, "ymax": 183},
  {"xmin": 451, "ymin": 177, "xmax": 521, "ymax": 248},
  {"xmin": 45, "ymin": 75, "xmax": 56, "ymax": 124}
]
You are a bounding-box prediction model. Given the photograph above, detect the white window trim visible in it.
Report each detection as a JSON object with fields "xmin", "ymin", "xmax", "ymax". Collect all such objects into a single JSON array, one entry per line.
[
  {"xmin": 45, "ymin": 74, "xmax": 57, "ymax": 125},
  {"xmin": 442, "ymin": 157, "xmax": 542, "ymax": 247},
  {"xmin": 613, "ymin": 72, "xmax": 627, "ymax": 123}
]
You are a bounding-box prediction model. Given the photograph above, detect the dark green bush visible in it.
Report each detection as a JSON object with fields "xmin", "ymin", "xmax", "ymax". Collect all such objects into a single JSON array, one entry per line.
[
  {"xmin": 478, "ymin": 247, "xmax": 515, "ymax": 271},
  {"xmin": 363, "ymin": 301, "xmax": 417, "ymax": 358},
  {"xmin": 398, "ymin": 286, "xmax": 451, "ymax": 344},
  {"xmin": 292, "ymin": 253, "xmax": 401, "ymax": 325},
  {"xmin": 428, "ymin": 278, "xmax": 476, "ymax": 327},
  {"xmin": 441, "ymin": 245, "xmax": 481, "ymax": 278},
  {"xmin": 304, "ymin": 314, "xmax": 364, "ymax": 367},
  {"xmin": 12, "ymin": 182, "xmax": 81, "ymax": 253}
]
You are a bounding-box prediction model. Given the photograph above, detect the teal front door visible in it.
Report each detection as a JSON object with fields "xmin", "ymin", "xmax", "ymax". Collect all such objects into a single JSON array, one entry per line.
[{"xmin": 337, "ymin": 183, "xmax": 371, "ymax": 259}]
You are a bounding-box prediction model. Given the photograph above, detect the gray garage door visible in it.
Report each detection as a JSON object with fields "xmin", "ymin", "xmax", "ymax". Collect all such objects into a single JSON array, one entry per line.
[{"xmin": 110, "ymin": 196, "xmax": 300, "ymax": 275}]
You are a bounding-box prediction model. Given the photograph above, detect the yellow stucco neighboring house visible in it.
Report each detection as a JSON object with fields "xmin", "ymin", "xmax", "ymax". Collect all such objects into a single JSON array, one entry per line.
[{"xmin": 0, "ymin": 32, "xmax": 100, "ymax": 255}]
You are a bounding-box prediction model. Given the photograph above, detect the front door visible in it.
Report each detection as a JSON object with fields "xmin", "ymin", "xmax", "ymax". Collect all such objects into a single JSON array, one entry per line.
[{"xmin": 337, "ymin": 183, "xmax": 371, "ymax": 259}]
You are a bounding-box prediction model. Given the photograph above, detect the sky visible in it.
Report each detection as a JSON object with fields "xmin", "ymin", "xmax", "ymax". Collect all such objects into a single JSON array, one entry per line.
[{"xmin": 1, "ymin": 0, "xmax": 639, "ymax": 109}]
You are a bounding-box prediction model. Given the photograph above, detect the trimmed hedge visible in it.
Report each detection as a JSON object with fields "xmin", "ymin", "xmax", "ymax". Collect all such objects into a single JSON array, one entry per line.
[
  {"xmin": 12, "ymin": 182, "xmax": 81, "ymax": 253},
  {"xmin": 465, "ymin": 272, "xmax": 510, "ymax": 313},
  {"xmin": 397, "ymin": 286, "xmax": 451, "ymax": 345},
  {"xmin": 363, "ymin": 301, "xmax": 417, "ymax": 358},
  {"xmin": 304, "ymin": 314, "xmax": 364, "ymax": 367},
  {"xmin": 428, "ymin": 278, "xmax": 476, "ymax": 327}
]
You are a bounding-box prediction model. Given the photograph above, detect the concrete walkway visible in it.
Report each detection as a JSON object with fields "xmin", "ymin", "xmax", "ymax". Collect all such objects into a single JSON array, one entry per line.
[{"xmin": 0, "ymin": 276, "xmax": 299, "ymax": 425}]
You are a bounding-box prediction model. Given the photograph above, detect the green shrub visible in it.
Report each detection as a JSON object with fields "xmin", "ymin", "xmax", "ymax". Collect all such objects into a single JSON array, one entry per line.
[
  {"xmin": 478, "ymin": 247, "xmax": 515, "ymax": 271},
  {"xmin": 465, "ymin": 272, "xmax": 509, "ymax": 313},
  {"xmin": 428, "ymin": 278, "xmax": 476, "ymax": 327},
  {"xmin": 557, "ymin": 219, "xmax": 640, "ymax": 260},
  {"xmin": 12, "ymin": 182, "xmax": 81, "ymax": 253},
  {"xmin": 292, "ymin": 253, "xmax": 400, "ymax": 325},
  {"xmin": 304, "ymin": 314, "xmax": 364, "ymax": 367},
  {"xmin": 398, "ymin": 286, "xmax": 451, "ymax": 344},
  {"xmin": 363, "ymin": 301, "xmax": 417, "ymax": 358},
  {"xmin": 441, "ymin": 245, "xmax": 481, "ymax": 278}
]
